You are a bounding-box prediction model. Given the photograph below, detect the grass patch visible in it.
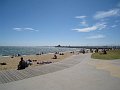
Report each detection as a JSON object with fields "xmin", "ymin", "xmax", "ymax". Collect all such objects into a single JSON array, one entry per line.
[{"xmin": 91, "ymin": 50, "xmax": 120, "ymax": 60}]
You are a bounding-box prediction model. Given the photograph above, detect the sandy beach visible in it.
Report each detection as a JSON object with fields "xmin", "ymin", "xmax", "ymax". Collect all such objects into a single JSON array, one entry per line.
[{"xmin": 0, "ymin": 51, "xmax": 75, "ymax": 71}]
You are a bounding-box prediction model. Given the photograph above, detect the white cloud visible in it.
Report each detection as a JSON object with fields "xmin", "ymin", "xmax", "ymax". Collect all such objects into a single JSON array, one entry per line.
[
  {"xmin": 87, "ymin": 34, "xmax": 105, "ymax": 39},
  {"xmin": 94, "ymin": 8, "xmax": 120, "ymax": 19},
  {"xmin": 24, "ymin": 28, "xmax": 39, "ymax": 31},
  {"xmin": 80, "ymin": 21, "xmax": 88, "ymax": 26},
  {"xmin": 13, "ymin": 27, "xmax": 39, "ymax": 32},
  {"xmin": 111, "ymin": 25, "xmax": 117, "ymax": 28},
  {"xmin": 24, "ymin": 28, "xmax": 34, "ymax": 30},
  {"xmin": 13, "ymin": 28, "xmax": 22, "ymax": 31},
  {"xmin": 72, "ymin": 22, "xmax": 107, "ymax": 32},
  {"xmin": 75, "ymin": 15, "xmax": 87, "ymax": 19}
]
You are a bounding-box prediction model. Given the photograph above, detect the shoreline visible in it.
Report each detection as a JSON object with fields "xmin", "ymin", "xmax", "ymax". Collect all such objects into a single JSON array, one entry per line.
[
  {"xmin": 0, "ymin": 50, "xmax": 77, "ymax": 58},
  {"xmin": 0, "ymin": 51, "xmax": 76, "ymax": 71}
]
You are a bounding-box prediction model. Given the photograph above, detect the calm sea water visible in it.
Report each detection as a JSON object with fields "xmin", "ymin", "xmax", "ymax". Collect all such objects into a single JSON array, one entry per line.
[{"xmin": 0, "ymin": 46, "xmax": 77, "ymax": 56}]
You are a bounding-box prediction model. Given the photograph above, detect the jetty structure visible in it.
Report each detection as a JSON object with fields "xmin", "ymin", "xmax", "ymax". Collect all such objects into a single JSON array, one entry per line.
[{"xmin": 55, "ymin": 45, "xmax": 120, "ymax": 49}]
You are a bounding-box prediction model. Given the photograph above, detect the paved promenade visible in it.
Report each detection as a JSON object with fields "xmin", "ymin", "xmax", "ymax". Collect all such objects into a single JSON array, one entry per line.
[{"xmin": 0, "ymin": 53, "xmax": 120, "ymax": 90}]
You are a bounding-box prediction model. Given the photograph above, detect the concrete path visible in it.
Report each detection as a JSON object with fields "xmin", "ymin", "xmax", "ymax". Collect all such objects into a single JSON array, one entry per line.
[{"xmin": 0, "ymin": 53, "xmax": 120, "ymax": 90}]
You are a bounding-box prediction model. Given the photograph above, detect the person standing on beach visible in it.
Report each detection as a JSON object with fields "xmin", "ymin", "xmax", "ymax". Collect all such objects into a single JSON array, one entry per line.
[{"xmin": 17, "ymin": 57, "xmax": 26, "ymax": 70}]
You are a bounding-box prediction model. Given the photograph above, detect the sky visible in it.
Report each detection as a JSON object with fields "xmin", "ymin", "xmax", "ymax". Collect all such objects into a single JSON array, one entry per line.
[{"xmin": 0, "ymin": 0, "xmax": 120, "ymax": 46}]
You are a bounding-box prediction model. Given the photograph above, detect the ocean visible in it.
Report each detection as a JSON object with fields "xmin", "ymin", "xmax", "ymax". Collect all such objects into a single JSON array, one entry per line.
[{"xmin": 0, "ymin": 46, "xmax": 77, "ymax": 56}]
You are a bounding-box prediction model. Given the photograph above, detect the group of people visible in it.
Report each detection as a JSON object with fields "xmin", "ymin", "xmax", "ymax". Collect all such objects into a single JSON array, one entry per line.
[
  {"xmin": 17, "ymin": 57, "xmax": 32, "ymax": 70},
  {"xmin": 17, "ymin": 54, "xmax": 58, "ymax": 70}
]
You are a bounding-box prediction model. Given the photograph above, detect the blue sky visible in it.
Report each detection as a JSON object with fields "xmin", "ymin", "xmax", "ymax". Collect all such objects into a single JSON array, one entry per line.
[{"xmin": 0, "ymin": 0, "xmax": 120, "ymax": 46}]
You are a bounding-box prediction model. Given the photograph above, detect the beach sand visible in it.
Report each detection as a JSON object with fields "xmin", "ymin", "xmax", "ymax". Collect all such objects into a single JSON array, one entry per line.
[{"xmin": 0, "ymin": 52, "xmax": 75, "ymax": 71}]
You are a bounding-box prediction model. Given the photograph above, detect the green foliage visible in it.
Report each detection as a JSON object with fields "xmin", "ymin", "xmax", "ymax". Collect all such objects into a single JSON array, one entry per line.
[{"xmin": 91, "ymin": 50, "xmax": 120, "ymax": 60}]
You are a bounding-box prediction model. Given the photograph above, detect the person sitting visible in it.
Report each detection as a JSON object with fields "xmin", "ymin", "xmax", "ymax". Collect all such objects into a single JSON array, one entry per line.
[
  {"xmin": 52, "ymin": 54, "xmax": 57, "ymax": 59},
  {"xmin": 82, "ymin": 50, "xmax": 85, "ymax": 54},
  {"xmin": 17, "ymin": 57, "xmax": 26, "ymax": 70},
  {"xmin": 103, "ymin": 49, "xmax": 107, "ymax": 54},
  {"xmin": 28, "ymin": 59, "xmax": 32, "ymax": 66},
  {"xmin": 59, "ymin": 53, "xmax": 64, "ymax": 55},
  {"xmin": 25, "ymin": 60, "xmax": 30, "ymax": 67}
]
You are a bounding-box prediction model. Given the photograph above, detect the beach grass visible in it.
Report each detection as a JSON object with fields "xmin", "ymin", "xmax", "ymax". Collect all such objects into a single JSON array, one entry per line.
[{"xmin": 91, "ymin": 50, "xmax": 120, "ymax": 60}]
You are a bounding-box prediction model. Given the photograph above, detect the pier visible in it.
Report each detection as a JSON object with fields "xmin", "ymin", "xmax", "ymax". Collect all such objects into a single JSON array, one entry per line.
[{"xmin": 55, "ymin": 45, "xmax": 120, "ymax": 49}]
